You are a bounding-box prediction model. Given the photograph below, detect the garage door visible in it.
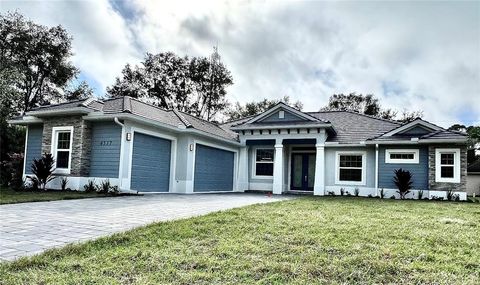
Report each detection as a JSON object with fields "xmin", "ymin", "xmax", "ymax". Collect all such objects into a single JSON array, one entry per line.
[
  {"xmin": 131, "ymin": 132, "xmax": 171, "ymax": 192},
  {"xmin": 194, "ymin": 144, "xmax": 234, "ymax": 192}
]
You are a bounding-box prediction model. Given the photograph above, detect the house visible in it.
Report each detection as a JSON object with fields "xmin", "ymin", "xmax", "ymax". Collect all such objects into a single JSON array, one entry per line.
[
  {"xmin": 467, "ymin": 160, "xmax": 480, "ymax": 196},
  {"xmin": 9, "ymin": 97, "xmax": 469, "ymax": 200}
]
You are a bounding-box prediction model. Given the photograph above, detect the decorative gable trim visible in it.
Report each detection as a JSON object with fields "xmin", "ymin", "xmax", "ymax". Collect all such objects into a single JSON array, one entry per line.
[
  {"xmin": 245, "ymin": 102, "xmax": 322, "ymax": 124},
  {"xmin": 381, "ymin": 118, "xmax": 442, "ymax": 137}
]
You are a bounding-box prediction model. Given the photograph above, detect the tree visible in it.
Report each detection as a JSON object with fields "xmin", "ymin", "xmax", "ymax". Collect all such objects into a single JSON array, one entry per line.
[
  {"xmin": 107, "ymin": 47, "xmax": 233, "ymax": 121},
  {"xmin": 0, "ymin": 11, "xmax": 79, "ymax": 114},
  {"xmin": 321, "ymin": 93, "xmax": 423, "ymax": 122},
  {"xmin": 223, "ymin": 96, "xmax": 303, "ymax": 121},
  {"xmin": 393, "ymin": 168, "xmax": 413, "ymax": 199},
  {"xmin": 64, "ymin": 80, "xmax": 94, "ymax": 101},
  {"xmin": 29, "ymin": 153, "xmax": 55, "ymax": 191}
]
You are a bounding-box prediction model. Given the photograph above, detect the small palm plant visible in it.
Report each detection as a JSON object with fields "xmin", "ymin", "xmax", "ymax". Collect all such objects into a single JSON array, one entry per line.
[
  {"xmin": 393, "ymin": 168, "xmax": 413, "ymax": 200},
  {"xmin": 29, "ymin": 153, "xmax": 55, "ymax": 191}
]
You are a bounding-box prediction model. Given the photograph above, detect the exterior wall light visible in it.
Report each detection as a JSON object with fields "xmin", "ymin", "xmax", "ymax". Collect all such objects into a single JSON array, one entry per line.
[
  {"xmin": 126, "ymin": 132, "xmax": 132, "ymax": 141},
  {"xmin": 189, "ymin": 144, "xmax": 194, "ymax": 151}
]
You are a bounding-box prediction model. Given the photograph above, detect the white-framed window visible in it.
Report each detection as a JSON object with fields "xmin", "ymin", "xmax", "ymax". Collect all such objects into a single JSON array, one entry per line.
[
  {"xmin": 435, "ymin": 148, "xmax": 460, "ymax": 183},
  {"xmin": 335, "ymin": 151, "xmax": 366, "ymax": 185},
  {"xmin": 385, "ymin": 149, "xmax": 419, "ymax": 164},
  {"xmin": 253, "ymin": 148, "xmax": 274, "ymax": 178},
  {"xmin": 51, "ymin": 126, "xmax": 74, "ymax": 174}
]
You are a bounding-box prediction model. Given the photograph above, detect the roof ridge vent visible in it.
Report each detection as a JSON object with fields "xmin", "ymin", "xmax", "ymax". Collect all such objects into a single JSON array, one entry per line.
[
  {"xmin": 172, "ymin": 108, "xmax": 192, "ymax": 128},
  {"xmin": 123, "ymin": 96, "xmax": 132, "ymax": 113}
]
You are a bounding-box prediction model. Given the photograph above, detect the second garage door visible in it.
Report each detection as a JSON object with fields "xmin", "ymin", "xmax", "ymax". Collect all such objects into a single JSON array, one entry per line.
[
  {"xmin": 194, "ymin": 144, "xmax": 235, "ymax": 192},
  {"xmin": 130, "ymin": 132, "xmax": 171, "ymax": 192}
]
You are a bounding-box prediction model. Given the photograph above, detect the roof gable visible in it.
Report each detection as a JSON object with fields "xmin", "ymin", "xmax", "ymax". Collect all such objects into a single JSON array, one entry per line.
[
  {"xmin": 245, "ymin": 102, "xmax": 321, "ymax": 124},
  {"xmin": 381, "ymin": 118, "xmax": 442, "ymax": 137}
]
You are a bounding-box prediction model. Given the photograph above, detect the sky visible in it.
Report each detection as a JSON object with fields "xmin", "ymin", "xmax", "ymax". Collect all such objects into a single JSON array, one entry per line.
[{"xmin": 1, "ymin": 0, "xmax": 479, "ymax": 127}]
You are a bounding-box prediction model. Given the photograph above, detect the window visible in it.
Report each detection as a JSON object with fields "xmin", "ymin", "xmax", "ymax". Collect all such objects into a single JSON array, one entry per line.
[
  {"xmin": 435, "ymin": 148, "xmax": 460, "ymax": 183},
  {"xmin": 385, "ymin": 149, "xmax": 419, "ymax": 164},
  {"xmin": 51, "ymin": 126, "xmax": 73, "ymax": 174},
  {"xmin": 336, "ymin": 152, "xmax": 366, "ymax": 185},
  {"xmin": 254, "ymin": 148, "xmax": 274, "ymax": 177}
]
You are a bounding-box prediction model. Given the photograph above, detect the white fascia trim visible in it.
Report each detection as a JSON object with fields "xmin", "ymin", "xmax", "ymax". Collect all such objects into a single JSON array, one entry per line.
[
  {"xmin": 382, "ymin": 119, "xmax": 442, "ymax": 137},
  {"xmin": 27, "ymin": 107, "xmax": 94, "ymax": 116},
  {"xmin": 51, "ymin": 126, "xmax": 74, "ymax": 175},
  {"xmin": 192, "ymin": 139, "xmax": 239, "ymax": 192},
  {"xmin": 334, "ymin": 151, "xmax": 367, "ymax": 186},
  {"xmin": 84, "ymin": 113, "xmax": 242, "ymax": 147},
  {"xmin": 435, "ymin": 148, "xmax": 461, "ymax": 183},
  {"xmin": 244, "ymin": 103, "xmax": 320, "ymax": 124},
  {"xmin": 7, "ymin": 116, "xmax": 44, "ymax": 125},
  {"xmin": 251, "ymin": 146, "xmax": 275, "ymax": 180},
  {"xmin": 127, "ymin": 126, "xmax": 178, "ymax": 193},
  {"xmin": 325, "ymin": 142, "xmax": 367, "ymax": 147},
  {"xmin": 385, "ymin": 149, "xmax": 420, "ymax": 164},
  {"xmin": 231, "ymin": 123, "xmax": 332, "ymax": 131}
]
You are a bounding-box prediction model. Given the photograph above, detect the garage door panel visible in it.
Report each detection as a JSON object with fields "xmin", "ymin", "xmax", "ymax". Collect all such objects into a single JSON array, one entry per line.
[
  {"xmin": 194, "ymin": 144, "xmax": 234, "ymax": 192},
  {"xmin": 131, "ymin": 132, "xmax": 171, "ymax": 192}
]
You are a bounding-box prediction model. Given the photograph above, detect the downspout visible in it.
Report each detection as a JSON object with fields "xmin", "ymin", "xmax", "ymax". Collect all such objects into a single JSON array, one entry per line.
[
  {"xmin": 114, "ymin": 117, "xmax": 126, "ymax": 191},
  {"xmin": 375, "ymin": 144, "xmax": 379, "ymax": 197}
]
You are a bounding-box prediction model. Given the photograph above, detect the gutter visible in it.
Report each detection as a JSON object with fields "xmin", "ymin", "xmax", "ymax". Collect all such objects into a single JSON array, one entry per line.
[
  {"xmin": 26, "ymin": 107, "xmax": 94, "ymax": 116},
  {"xmin": 230, "ymin": 123, "xmax": 333, "ymax": 131}
]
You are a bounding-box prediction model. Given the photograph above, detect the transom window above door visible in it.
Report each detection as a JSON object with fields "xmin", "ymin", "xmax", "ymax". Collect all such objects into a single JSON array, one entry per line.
[
  {"xmin": 336, "ymin": 152, "xmax": 366, "ymax": 185},
  {"xmin": 51, "ymin": 126, "xmax": 73, "ymax": 174},
  {"xmin": 254, "ymin": 148, "xmax": 274, "ymax": 177}
]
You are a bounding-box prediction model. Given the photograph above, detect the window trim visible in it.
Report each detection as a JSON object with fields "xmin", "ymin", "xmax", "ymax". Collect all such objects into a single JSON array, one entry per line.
[
  {"xmin": 435, "ymin": 148, "xmax": 460, "ymax": 183},
  {"xmin": 335, "ymin": 151, "xmax": 366, "ymax": 186},
  {"xmin": 50, "ymin": 126, "xmax": 74, "ymax": 174},
  {"xmin": 385, "ymin": 149, "xmax": 419, "ymax": 164},
  {"xmin": 252, "ymin": 147, "xmax": 275, "ymax": 179}
]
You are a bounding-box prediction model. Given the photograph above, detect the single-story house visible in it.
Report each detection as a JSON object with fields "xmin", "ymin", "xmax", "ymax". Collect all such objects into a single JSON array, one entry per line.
[
  {"xmin": 9, "ymin": 97, "xmax": 469, "ymax": 200},
  {"xmin": 467, "ymin": 160, "xmax": 480, "ymax": 196}
]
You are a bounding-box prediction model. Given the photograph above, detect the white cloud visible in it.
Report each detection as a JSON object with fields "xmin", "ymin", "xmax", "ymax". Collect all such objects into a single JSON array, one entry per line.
[{"xmin": 1, "ymin": 0, "xmax": 479, "ymax": 126}]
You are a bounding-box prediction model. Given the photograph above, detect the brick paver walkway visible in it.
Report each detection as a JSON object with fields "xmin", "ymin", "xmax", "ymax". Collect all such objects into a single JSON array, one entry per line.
[{"xmin": 0, "ymin": 193, "xmax": 290, "ymax": 261}]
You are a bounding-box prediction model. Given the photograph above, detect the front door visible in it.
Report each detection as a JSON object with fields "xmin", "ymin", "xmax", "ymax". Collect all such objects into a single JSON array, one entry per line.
[{"xmin": 291, "ymin": 153, "xmax": 316, "ymax": 191}]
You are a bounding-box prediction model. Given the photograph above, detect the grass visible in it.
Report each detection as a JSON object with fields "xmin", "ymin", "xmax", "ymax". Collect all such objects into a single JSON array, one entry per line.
[
  {"xmin": 0, "ymin": 186, "xmax": 111, "ymax": 205},
  {"xmin": 1, "ymin": 197, "xmax": 479, "ymax": 284}
]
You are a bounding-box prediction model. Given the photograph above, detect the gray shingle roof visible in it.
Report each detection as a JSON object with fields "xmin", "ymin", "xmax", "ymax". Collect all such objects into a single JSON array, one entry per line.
[
  {"xmin": 27, "ymin": 98, "xmax": 95, "ymax": 112},
  {"xmin": 307, "ymin": 111, "xmax": 400, "ymax": 143}
]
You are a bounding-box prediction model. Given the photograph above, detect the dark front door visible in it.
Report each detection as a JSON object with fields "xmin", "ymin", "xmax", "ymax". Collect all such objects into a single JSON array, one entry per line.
[{"xmin": 291, "ymin": 153, "xmax": 316, "ymax": 191}]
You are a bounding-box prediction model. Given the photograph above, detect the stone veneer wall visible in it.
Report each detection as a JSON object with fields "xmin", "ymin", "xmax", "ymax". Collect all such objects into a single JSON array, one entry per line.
[
  {"xmin": 41, "ymin": 116, "xmax": 92, "ymax": 176},
  {"xmin": 428, "ymin": 145, "xmax": 467, "ymax": 192}
]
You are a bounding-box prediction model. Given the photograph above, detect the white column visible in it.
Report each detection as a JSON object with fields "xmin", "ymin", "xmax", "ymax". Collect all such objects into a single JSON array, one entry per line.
[
  {"xmin": 272, "ymin": 141, "xmax": 284, "ymax": 195},
  {"xmin": 237, "ymin": 146, "xmax": 249, "ymax": 191},
  {"xmin": 314, "ymin": 143, "xmax": 325, "ymax": 196}
]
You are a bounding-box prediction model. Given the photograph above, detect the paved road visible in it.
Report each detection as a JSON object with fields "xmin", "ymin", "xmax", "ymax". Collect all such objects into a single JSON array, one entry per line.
[{"xmin": 0, "ymin": 193, "xmax": 290, "ymax": 261}]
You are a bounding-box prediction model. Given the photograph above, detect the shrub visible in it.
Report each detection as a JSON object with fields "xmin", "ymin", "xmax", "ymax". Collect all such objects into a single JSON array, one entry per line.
[
  {"xmin": 418, "ymin": 190, "xmax": 424, "ymax": 200},
  {"xmin": 354, "ymin": 187, "xmax": 360, "ymax": 197},
  {"xmin": 454, "ymin": 194, "xmax": 460, "ymax": 202},
  {"xmin": 367, "ymin": 194, "xmax": 373, "ymax": 198},
  {"xmin": 98, "ymin": 179, "xmax": 111, "ymax": 194},
  {"xmin": 431, "ymin": 195, "xmax": 444, "ymax": 201},
  {"xmin": 327, "ymin": 191, "xmax": 335, "ymax": 196},
  {"xmin": 60, "ymin": 177, "xmax": 68, "ymax": 191},
  {"xmin": 393, "ymin": 168, "xmax": 413, "ymax": 199},
  {"xmin": 1, "ymin": 153, "xmax": 25, "ymax": 190},
  {"xmin": 390, "ymin": 195, "xmax": 396, "ymax": 199},
  {"xmin": 340, "ymin": 188, "xmax": 345, "ymax": 196},
  {"xmin": 379, "ymin": 188, "xmax": 385, "ymax": 199},
  {"xmin": 346, "ymin": 191, "xmax": 352, "ymax": 197},
  {"xmin": 29, "ymin": 153, "xmax": 55, "ymax": 191},
  {"xmin": 446, "ymin": 189, "xmax": 455, "ymax": 201},
  {"xmin": 110, "ymin": 185, "xmax": 119, "ymax": 195},
  {"xmin": 84, "ymin": 180, "xmax": 96, "ymax": 193}
]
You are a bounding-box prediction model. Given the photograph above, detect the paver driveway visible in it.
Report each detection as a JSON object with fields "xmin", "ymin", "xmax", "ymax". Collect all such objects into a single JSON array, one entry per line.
[{"xmin": 0, "ymin": 193, "xmax": 290, "ymax": 261}]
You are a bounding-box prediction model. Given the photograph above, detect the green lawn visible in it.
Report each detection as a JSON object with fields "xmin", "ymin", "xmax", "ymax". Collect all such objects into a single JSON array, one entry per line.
[
  {"xmin": 1, "ymin": 197, "xmax": 479, "ymax": 284},
  {"xmin": 0, "ymin": 186, "xmax": 110, "ymax": 204}
]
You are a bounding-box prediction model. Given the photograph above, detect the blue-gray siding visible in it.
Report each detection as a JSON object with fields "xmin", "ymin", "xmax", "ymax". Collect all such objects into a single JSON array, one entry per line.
[
  {"xmin": 194, "ymin": 144, "xmax": 234, "ymax": 192},
  {"xmin": 89, "ymin": 122, "xmax": 122, "ymax": 178},
  {"xmin": 378, "ymin": 146, "xmax": 429, "ymax": 190},
  {"xmin": 24, "ymin": 125, "xmax": 43, "ymax": 175},
  {"xmin": 131, "ymin": 132, "xmax": 171, "ymax": 192},
  {"xmin": 259, "ymin": 109, "xmax": 305, "ymax": 122}
]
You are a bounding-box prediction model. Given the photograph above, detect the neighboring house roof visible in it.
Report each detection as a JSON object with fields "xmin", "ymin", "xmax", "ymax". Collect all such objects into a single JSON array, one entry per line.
[
  {"xmin": 468, "ymin": 160, "xmax": 480, "ymax": 174},
  {"xmin": 307, "ymin": 111, "xmax": 400, "ymax": 144}
]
